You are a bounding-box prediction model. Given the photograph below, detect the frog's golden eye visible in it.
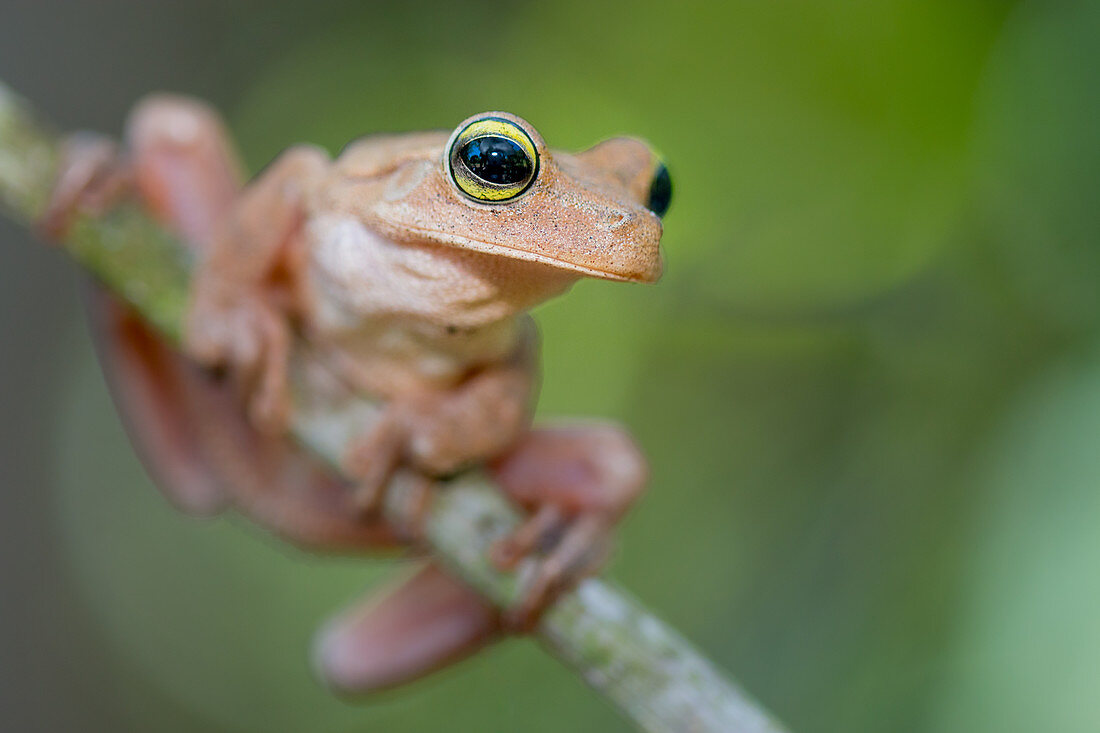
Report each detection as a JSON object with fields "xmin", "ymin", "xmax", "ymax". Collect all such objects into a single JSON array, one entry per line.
[{"xmin": 448, "ymin": 117, "xmax": 539, "ymax": 202}]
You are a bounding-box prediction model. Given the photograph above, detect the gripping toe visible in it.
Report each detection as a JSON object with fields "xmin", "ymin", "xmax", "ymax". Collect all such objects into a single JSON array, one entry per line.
[{"xmin": 313, "ymin": 563, "xmax": 500, "ymax": 695}]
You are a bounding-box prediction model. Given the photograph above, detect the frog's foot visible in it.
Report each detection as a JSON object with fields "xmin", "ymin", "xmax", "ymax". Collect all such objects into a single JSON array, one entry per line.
[
  {"xmin": 343, "ymin": 413, "xmax": 433, "ymax": 540},
  {"xmin": 39, "ymin": 132, "xmax": 133, "ymax": 240},
  {"xmin": 185, "ymin": 290, "xmax": 291, "ymax": 432},
  {"xmin": 488, "ymin": 422, "xmax": 648, "ymax": 630},
  {"xmin": 344, "ymin": 412, "xmax": 405, "ymax": 515},
  {"xmin": 496, "ymin": 509, "xmax": 615, "ymax": 630},
  {"xmin": 314, "ymin": 562, "xmax": 499, "ymax": 695},
  {"xmin": 361, "ymin": 470, "xmax": 433, "ymax": 543}
]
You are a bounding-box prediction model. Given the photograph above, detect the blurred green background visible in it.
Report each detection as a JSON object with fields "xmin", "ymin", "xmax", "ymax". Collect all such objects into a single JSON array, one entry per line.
[{"xmin": 2, "ymin": 1, "xmax": 1099, "ymax": 731}]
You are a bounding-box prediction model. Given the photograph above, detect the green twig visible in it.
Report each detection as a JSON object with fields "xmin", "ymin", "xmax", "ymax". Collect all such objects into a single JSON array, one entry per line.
[{"xmin": 0, "ymin": 80, "xmax": 788, "ymax": 733}]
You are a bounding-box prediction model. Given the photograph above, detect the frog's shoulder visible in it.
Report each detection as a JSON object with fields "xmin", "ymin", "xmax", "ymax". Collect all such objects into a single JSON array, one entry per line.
[{"xmin": 333, "ymin": 131, "xmax": 450, "ymax": 180}]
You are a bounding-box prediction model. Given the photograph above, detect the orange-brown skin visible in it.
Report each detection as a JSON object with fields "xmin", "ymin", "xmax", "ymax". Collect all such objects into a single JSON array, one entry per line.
[{"xmin": 45, "ymin": 95, "xmax": 664, "ymax": 694}]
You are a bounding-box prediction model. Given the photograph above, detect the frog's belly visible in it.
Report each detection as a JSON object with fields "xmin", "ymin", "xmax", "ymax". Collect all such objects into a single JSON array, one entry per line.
[
  {"xmin": 292, "ymin": 363, "xmax": 389, "ymax": 459},
  {"xmin": 314, "ymin": 319, "xmax": 519, "ymax": 398},
  {"xmin": 303, "ymin": 215, "xmax": 529, "ymax": 396}
]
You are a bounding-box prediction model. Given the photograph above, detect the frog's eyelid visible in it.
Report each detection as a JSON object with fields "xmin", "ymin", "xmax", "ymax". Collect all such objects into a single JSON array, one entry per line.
[{"xmin": 447, "ymin": 117, "xmax": 539, "ymax": 203}]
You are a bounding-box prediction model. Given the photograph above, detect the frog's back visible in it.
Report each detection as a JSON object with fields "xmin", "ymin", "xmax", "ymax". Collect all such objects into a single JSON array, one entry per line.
[{"xmin": 332, "ymin": 131, "xmax": 450, "ymax": 181}]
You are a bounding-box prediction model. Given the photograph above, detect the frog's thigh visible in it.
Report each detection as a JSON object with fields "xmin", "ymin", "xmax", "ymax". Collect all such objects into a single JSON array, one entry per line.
[
  {"xmin": 314, "ymin": 562, "xmax": 500, "ymax": 694},
  {"xmin": 84, "ymin": 96, "xmax": 244, "ymax": 513},
  {"xmin": 125, "ymin": 93, "xmax": 244, "ymax": 245},
  {"xmin": 182, "ymin": 369, "xmax": 403, "ymax": 552},
  {"xmin": 87, "ymin": 288, "xmax": 229, "ymax": 516},
  {"xmin": 90, "ymin": 287, "xmax": 403, "ymax": 548}
]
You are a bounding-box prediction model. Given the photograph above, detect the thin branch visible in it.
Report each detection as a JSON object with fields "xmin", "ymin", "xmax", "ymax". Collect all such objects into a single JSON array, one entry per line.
[{"xmin": 0, "ymin": 81, "xmax": 788, "ymax": 733}]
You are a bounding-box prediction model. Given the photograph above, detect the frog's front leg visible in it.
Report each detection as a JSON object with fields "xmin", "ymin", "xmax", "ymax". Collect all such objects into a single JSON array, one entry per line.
[
  {"xmin": 184, "ymin": 143, "xmax": 330, "ymax": 431},
  {"xmin": 42, "ymin": 96, "xmax": 324, "ymax": 433},
  {"xmin": 343, "ymin": 327, "xmax": 537, "ymax": 522},
  {"xmin": 403, "ymin": 355, "xmax": 536, "ymax": 476},
  {"xmin": 40, "ymin": 97, "xmax": 401, "ymax": 549},
  {"xmin": 489, "ymin": 422, "xmax": 648, "ymax": 629}
]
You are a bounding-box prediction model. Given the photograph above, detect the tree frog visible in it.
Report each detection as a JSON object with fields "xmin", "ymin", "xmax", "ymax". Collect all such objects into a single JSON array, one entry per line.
[{"xmin": 43, "ymin": 95, "xmax": 670, "ymax": 694}]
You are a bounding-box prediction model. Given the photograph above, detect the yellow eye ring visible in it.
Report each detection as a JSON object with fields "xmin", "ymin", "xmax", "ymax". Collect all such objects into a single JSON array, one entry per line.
[{"xmin": 447, "ymin": 117, "xmax": 539, "ymax": 202}]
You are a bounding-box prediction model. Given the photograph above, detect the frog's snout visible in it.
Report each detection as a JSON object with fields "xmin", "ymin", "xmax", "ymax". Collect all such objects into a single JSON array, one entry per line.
[
  {"xmin": 573, "ymin": 137, "xmax": 672, "ymax": 220},
  {"xmin": 556, "ymin": 191, "xmax": 663, "ymax": 283}
]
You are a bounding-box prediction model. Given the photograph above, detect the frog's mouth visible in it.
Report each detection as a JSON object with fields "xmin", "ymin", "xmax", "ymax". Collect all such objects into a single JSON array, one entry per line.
[
  {"xmin": 394, "ymin": 223, "xmax": 658, "ymax": 283},
  {"xmin": 368, "ymin": 206, "xmax": 664, "ymax": 283}
]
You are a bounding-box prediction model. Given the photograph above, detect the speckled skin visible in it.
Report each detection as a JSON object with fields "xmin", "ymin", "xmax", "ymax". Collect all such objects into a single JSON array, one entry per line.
[
  {"xmin": 185, "ymin": 111, "xmax": 663, "ymax": 440},
  {"xmin": 45, "ymin": 95, "xmax": 665, "ymax": 694}
]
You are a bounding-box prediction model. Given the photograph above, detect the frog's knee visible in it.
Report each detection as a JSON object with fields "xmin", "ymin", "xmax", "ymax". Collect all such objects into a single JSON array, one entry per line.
[
  {"xmin": 127, "ymin": 94, "xmax": 230, "ymax": 151},
  {"xmin": 125, "ymin": 94, "xmax": 244, "ymax": 244},
  {"xmin": 491, "ymin": 422, "xmax": 649, "ymax": 516}
]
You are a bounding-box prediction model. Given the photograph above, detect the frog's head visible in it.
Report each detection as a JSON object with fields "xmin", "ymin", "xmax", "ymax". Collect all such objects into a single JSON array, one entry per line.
[{"xmin": 357, "ymin": 111, "xmax": 668, "ymax": 283}]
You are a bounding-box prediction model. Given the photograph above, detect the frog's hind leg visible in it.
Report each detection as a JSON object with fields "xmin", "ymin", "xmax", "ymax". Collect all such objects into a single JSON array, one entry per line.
[
  {"xmin": 75, "ymin": 95, "xmax": 247, "ymax": 515},
  {"xmin": 87, "ymin": 290, "xmax": 230, "ymax": 515},
  {"xmin": 313, "ymin": 422, "xmax": 651, "ymax": 689},
  {"xmin": 88, "ymin": 286, "xmax": 402, "ymax": 551},
  {"xmin": 314, "ymin": 562, "xmax": 500, "ymax": 694},
  {"xmin": 79, "ymin": 96, "xmax": 400, "ymax": 551},
  {"xmin": 125, "ymin": 93, "xmax": 246, "ymax": 246}
]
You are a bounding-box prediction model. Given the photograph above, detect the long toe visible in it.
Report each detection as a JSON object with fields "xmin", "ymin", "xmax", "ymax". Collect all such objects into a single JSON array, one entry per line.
[
  {"xmin": 506, "ymin": 514, "xmax": 611, "ymax": 631},
  {"xmin": 314, "ymin": 562, "xmax": 500, "ymax": 695}
]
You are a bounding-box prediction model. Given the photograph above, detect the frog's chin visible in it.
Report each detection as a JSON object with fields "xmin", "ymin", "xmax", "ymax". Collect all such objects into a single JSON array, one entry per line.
[{"xmin": 383, "ymin": 221, "xmax": 660, "ymax": 283}]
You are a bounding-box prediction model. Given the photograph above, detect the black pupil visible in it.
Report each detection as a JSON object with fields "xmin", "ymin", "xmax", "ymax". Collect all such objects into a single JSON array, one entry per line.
[
  {"xmin": 647, "ymin": 163, "xmax": 672, "ymax": 218},
  {"xmin": 460, "ymin": 135, "xmax": 531, "ymax": 185}
]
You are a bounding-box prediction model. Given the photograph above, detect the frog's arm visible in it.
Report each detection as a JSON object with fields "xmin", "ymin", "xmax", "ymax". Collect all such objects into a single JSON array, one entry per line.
[
  {"xmin": 344, "ymin": 319, "xmax": 539, "ymax": 516},
  {"xmin": 403, "ymin": 320, "xmax": 540, "ymax": 476},
  {"xmin": 185, "ymin": 143, "xmax": 330, "ymax": 431},
  {"xmin": 58, "ymin": 96, "xmax": 400, "ymax": 550}
]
